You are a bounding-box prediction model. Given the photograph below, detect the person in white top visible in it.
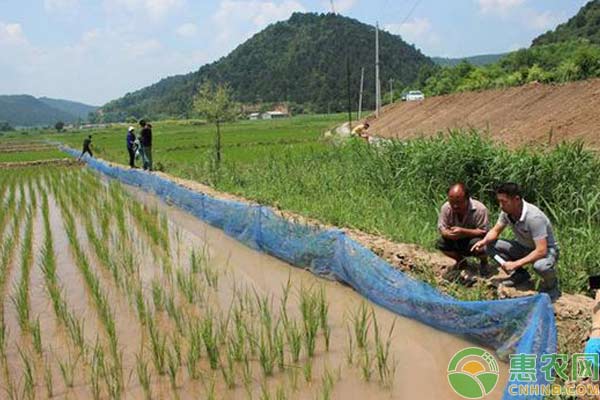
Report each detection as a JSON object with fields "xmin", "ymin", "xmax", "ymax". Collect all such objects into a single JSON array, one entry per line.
[{"xmin": 472, "ymin": 182, "xmax": 560, "ymax": 301}]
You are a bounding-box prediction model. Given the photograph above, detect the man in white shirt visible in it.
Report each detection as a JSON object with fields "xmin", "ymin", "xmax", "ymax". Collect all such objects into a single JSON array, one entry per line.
[{"xmin": 472, "ymin": 183, "xmax": 560, "ymax": 301}]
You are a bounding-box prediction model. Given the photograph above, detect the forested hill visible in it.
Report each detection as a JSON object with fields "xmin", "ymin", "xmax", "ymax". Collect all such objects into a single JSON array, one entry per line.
[
  {"xmin": 532, "ymin": 0, "xmax": 600, "ymax": 46},
  {"xmin": 99, "ymin": 12, "xmax": 433, "ymax": 121}
]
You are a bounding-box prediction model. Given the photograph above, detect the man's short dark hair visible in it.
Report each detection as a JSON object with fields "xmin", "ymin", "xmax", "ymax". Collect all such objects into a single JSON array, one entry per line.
[
  {"xmin": 139, "ymin": 119, "xmax": 146, "ymax": 127},
  {"xmin": 495, "ymin": 182, "xmax": 522, "ymax": 198},
  {"xmin": 88, "ymin": 135, "xmax": 92, "ymax": 139}
]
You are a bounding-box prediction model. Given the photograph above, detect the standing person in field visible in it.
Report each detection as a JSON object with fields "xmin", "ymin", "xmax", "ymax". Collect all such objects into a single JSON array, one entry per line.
[
  {"xmin": 139, "ymin": 119, "xmax": 152, "ymax": 171},
  {"xmin": 471, "ymin": 182, "xmax": 561, "ymax": 301},
  {"xmin": 126, "ymin": 126, "xmax": 136, "ymax": 168},
  {"xmin": 78, "ymin": 135, "xmax": 93, "ymax": 160},
  {"xmin": 436, "ymin": 183, "xmax": 490, "ymax": 274}
]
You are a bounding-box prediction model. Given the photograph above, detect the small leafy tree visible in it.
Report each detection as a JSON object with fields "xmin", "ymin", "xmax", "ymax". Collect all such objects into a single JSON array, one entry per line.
[
  {"xmin": 0, "ymin": 121, "xmax": 13, "ymax": 132},
  {"xmin": 193, "ymin": 82, "xmax": 237, "ymax": 166},
  {"xmin": 55, "ymin": 121, "xmax": 65, "ymax": 132}
]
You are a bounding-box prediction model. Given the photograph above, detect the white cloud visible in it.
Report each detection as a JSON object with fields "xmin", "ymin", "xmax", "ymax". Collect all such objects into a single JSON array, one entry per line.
[
  {"xmin": 176, "ymin": 22, "xmax": 198, "ymax": 37},
  {"xmin": 103, "ymin": 0, "xmax": 185, "ymax": 21},
  {"xmin": 323, "ymin": 0, "xmax": 356, "ymax": 13},
  {"xmin": 0, "ymin": 25, "xmax": 209, "ymax": 104},
  {"xmin": 212, "ymin": 0, "xmax": 305, "ymax": 46},
  {"xmin": 524, "ymin": 10, "xmax": 561, "ymax": 31},
  {"xmin": 477, "ymin": 0, "xmax": 525, "ymax": 15},
  {"xmin": 385, "ymin": 17, "xmax": 440, "ymax": 50},
  {"xmin": 44, "ymin": 0, "xmax": 79, "ymax": 12},
  {"xmin": 0, "ymin": 22, "xmax": 27, "ymax": 45}
]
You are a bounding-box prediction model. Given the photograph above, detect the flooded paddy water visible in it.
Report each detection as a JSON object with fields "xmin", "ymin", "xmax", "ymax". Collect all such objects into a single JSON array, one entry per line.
[{"xmin": 0, "ymin": 165, "xmax": 508, "ymax": 399}]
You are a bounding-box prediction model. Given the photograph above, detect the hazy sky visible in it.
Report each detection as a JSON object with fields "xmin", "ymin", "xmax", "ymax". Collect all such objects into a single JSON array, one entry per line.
[{"xmin": 0, "ymin": 0, "xmax": 589, "ymax": 105}]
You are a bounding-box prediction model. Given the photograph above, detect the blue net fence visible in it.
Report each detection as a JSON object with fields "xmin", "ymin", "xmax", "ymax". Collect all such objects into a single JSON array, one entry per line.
[{"xmin": 65, "ymin": 149, "xmax": 556, "ymax": 399}]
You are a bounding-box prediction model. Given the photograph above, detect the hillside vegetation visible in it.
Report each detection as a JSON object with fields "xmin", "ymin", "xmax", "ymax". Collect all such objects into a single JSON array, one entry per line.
[
  {"xmin": 99, "ymin": 12, "xmax": 433, "ymax": 121},
  {"xmin": 420, "ymin": 1, "xmax": 600, "ymax": 96},
  {"xmin": 0, "ymin": 95, "xmax": 97, "ymax": 126}
]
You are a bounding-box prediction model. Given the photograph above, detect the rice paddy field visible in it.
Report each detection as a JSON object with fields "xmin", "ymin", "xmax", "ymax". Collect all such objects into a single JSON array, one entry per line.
[
  {"xmin": 0, "ymin": 140, "xmax": 66, "ymax": 163},
  {"xmin": 0, "ymin": 161, "xmax": 509, "ymax": 399},
  {"xmin": 31, "ymin": 116, "xmax": 600, "ymax": 297},
  {"xmin": 3, "ymin": 112, "xmax": 600, "ymax": 397}
]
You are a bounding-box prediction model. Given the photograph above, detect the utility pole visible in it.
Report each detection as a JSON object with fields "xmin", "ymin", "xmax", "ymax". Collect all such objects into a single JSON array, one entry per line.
[
  {"xmin": 375, "ymin": 22, "xmax": 381, "ymax": 118},
  {"xmin": 389, "ymin": 79, "xmax": 394, "ymax": 104},
  {"xmin": 346, "ymin": 56, "xmax": 352, "ymax": 129},
  {"xmin": 358, "ymin": 67, "xmax": 364, "ymax": 120}
]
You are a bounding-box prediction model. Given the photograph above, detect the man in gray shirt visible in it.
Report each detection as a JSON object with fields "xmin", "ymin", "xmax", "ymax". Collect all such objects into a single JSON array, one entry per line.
[
  {"xmin": 471, "ymin": 182, "xmax": 560, "ymax": 301},
  {"xmin": 436, "ymin": 183, "xmax": 489, "ymax": 272}
]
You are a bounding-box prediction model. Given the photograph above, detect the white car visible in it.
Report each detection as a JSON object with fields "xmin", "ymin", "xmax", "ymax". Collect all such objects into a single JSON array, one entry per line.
[{"xmin": 405, "ymin": 90, "xmax": 425, "ymax": 101}]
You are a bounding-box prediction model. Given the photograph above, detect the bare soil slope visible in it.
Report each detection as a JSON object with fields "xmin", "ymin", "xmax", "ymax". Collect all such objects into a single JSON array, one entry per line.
[{"xmin": 369, "ymin": 79, "xmax": 600, "ymax": 148}]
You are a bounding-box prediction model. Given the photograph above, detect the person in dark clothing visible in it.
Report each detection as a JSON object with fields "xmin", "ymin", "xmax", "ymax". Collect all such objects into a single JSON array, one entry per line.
[
  {"xmin": 78, "ymin": 135, "xmax": 93, "ymax": 160},
  {"xmin": 139, "ymin": 120, "xmax": 152, "ymax": 171},
  {"xmin": 126, "ymin": 126, "xmax": 136, "ymax": 168}
]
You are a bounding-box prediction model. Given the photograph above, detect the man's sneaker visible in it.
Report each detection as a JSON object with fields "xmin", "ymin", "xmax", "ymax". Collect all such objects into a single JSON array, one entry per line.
[
  {"xmin": 459, "ymin": 270, "xmax": 478, "ymax": 287},
  {"xmin": 499, "ymin": 268, "xmax": 531, "ymax": 287}
]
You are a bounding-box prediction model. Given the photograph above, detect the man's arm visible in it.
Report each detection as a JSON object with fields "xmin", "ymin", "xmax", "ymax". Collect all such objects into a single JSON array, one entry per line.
[
  {"xmin": 438, "ymin": 204, "xmax": 461, "ymax": 240},
  {"xmin": 471, "ymin": 222, "xmax": 505, "ymax": 252},
  {"xmin": 450, "ymin": 227, "xmax": 487, "ymax": 238}
]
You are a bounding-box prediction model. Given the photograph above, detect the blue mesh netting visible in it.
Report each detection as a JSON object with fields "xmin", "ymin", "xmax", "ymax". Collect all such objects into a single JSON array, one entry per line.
[{"xmin": 66, "ymin": 149, "xmax": 557, "ymax": 399}]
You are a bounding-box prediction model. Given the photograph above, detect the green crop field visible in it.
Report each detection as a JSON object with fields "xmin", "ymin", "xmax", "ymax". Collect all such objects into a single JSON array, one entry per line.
[
  {"xmin": 0, "ymin": 150, "xmax": 66, "ymax": 163},
  {"xmin": 8, "ymin": 115, "xmax": 599, "ymax": 297},
  {"xmin": 48, "ymin": 114, "xmax": 347, "ymax": 175}
]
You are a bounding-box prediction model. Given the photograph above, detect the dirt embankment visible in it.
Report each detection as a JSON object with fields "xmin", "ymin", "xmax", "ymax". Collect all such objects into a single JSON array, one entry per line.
[{"xmin": 369, "ymin": 79, "xmax": 600, "ymax": 148}]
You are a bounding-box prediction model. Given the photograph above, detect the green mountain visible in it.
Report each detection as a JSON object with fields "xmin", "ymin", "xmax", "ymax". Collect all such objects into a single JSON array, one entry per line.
[
  {"xmin": 432, "ymin": 53, "xmax": 507, "ymax": 67},
  {"xmin": 532, "ymin": 0, "xmax": 600, "ymax": 46},
  {"xmin": 39, "ymin": 97, "xmax": 98, "ymax": 120},
  {"xmin": 0, "ymin": 95, "xmax": 97, "ymax": 127},
  {"xmin": 422, "ymin": 0, "xmax": 600, "ymax": 96},
  {"xmin": 0, "ymin": 95, "xmax": 74, "ymax": 127},
  {"xmin": 99, "ymin": 12, "xmax": 434, "ymax": 121}
]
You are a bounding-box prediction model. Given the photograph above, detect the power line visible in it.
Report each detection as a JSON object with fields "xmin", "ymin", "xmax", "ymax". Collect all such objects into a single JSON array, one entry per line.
[{"xmin": 400, "ymin": 0, "xmax": 423, "ymax": 26}]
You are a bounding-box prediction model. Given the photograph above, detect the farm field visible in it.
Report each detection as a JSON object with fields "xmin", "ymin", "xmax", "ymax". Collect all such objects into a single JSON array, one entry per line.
[
  {"xmin": 0, "ymin": 140, "xmax": 66, "ymax": 163},
  {"xmin": 46, "ymin": 114, "xmax": 347, "ymax": 176},
  {"xmin": 0, "ymin": 164, "xmax": 509, "ymax": 398},
  {"xmin": 32, "ymin": 115, "xmax": 600, "ymax": 297}
]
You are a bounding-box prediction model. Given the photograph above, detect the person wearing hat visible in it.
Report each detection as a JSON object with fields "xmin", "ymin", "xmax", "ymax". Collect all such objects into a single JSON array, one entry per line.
[{"xmin": 126, "ymin": 126, "xmax": 136, "ymax": 168}]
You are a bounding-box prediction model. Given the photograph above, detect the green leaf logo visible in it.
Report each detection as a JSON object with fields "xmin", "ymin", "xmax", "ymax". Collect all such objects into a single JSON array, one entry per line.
[{"xmin": 447, "ymin": 347, "xmax": 500, "ymax": 399}]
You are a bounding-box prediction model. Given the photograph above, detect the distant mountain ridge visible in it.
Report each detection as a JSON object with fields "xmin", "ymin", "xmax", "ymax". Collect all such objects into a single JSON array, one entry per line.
[
  {"xmin": 0, "ymin": 95, "xmax": 97, "ymax": 127},
  {"xmin": 99, "ymin": 12, "xmax": 434, "ymax": 121},
  {"xmin": 432, "ymin": 53, "xmax": 507, "ymax": 67},
  {"xmin": 39, "ymin": 97, "xmax": 98, "ymax": 120},
  {"xmin": 532, "ymin": 0, "xmax": 600, "ymax": 46}
]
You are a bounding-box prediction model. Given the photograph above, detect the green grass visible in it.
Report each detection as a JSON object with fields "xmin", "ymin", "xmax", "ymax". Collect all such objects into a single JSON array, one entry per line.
[
  {"xmin": 12, "ymin": 117, "xmax": 600, "ymax": 296},
  {"xmin": 0, "ymin": 150, "xmax": 65, "ymax": 163},
  {"xmin": 45, "ymin": 114, "xmax": 345, "ymax": 172}
]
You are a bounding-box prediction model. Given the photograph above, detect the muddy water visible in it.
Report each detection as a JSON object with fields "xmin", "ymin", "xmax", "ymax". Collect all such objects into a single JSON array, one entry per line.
[{"xmin": 126, "ymin": 185, "xmax": 509, "ymax": 400}]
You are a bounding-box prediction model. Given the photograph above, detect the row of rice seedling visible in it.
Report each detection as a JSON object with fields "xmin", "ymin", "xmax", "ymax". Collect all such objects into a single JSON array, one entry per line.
[
  {"xmin": 1, "ymin": 165, "xmax": 408, "ymax": 398},
  {"xmin": 53, "ymin": 187, "xmax": 125, "ymax": 397},
  {"xmin": 346, "ymin": 302, "xmax": 397, "ymax": 387}
]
